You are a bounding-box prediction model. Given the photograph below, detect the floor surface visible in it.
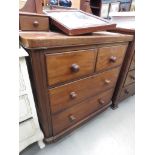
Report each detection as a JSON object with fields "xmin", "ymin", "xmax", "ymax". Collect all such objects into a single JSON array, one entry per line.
[{"xmin": 20, "ymin": 96, "xmax": 135, "ymax": 155}]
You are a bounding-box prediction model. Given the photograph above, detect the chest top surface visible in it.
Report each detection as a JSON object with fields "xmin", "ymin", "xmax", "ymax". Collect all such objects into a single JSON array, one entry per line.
[{"xmin": 19, "ymin": 31, "xmax": 133, "ymax": 49}]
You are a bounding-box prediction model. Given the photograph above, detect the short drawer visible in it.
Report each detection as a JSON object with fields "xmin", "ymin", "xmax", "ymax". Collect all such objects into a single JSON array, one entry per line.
[
  {"xmin": 46, "ymin": 49, "xmax": 97, "ymax": 86},
  {"xmin": 52, "ymin": 89, "xmax": 114, "ymax": 135},
  {"xmin": 49, "ymin": 67, "xmax": 120, "ymax": 114},
  {"xmin": 119, "ymin": 84, "xmax": 135, "ymax": 100},
  {"xmin": 129, "ymin": 54, "xmax": 135, "ymax": 70},
  {"xmin": 19, "ymin": 15, "xmax": 49, "ymax": 31},
  {"xmin": 19, "ymin": 119, "xmax": 36, "ymax": 142},
  {"xmin": 124, "ymin": 70, "xmax": 135, "ymax": 86},
  {"xmin": 96, "ymin": 44, "xmax": 127, "ymax": 72},
  {"xmin": 19, "ymin": 95, "xmax": 32, "ymax": 123}
]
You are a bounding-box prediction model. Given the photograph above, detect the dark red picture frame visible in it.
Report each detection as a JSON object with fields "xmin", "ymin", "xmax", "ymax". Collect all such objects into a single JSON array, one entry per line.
[{"xmin": 45, "ymin": 10, "xmax": 116, "ymax": 35}]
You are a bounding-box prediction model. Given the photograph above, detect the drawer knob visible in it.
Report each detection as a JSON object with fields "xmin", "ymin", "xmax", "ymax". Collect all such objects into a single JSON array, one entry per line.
[
  {"xmin": 110, "ymin": 56, "xmax": 117, "ymax": 62},
  {"xmin": 70, "ymin": 92, "xmax": 77, "ymax": 99},
  {"xmin": 130, "ymin": 75, "xmax": 135, "ymax": 80},
  {"xmin": 105, "ymin": 79, "xmax": 111, "ymax": 84},
  {"xmin": 68, "ymin": 115, "xmax": 76, "ymax": 122},
  {"xmin": 98, "ymin": 99, "xmax": 105, "ymax": 105},
  {"xmin": 33, "ymin": 21, "xmax": 39, "ymax": 27},
  {"xmin": 125, "ymin": 89, "xmax": 129, "ymax": 94},
  {"xmin": 71, "ymin": 64, "xmax": 80, "ymax": 72}
]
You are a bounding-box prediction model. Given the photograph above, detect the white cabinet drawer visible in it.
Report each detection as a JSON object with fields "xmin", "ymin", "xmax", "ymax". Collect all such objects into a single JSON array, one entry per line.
[
  {"xmin": 19, "ymin": 63, "xmax": 26, "ymax": 92},
  {"xmin": 19, "ymin": 119, "xmax": 36, "ymax": 142},
  {"xmin": 19, "ymin": 95, "xmax": 32, "ymax": 122},
  {"xmin": 19, "ymin": 50, "xmax": 44, "ymax": 152}
]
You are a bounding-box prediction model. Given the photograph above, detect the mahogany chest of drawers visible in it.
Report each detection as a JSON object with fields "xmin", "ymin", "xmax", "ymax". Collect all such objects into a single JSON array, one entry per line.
[
  {"xmin": 20, "ymin": 31, "xmax": 133, "ymax": 143},
  {"xmin": 110, "ymin": 28, "xmax": 135, "ymax": 108}
]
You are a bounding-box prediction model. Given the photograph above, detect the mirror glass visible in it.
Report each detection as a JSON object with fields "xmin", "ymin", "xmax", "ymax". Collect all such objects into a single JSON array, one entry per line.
[{"xmin": 47, "ymin": 11, "xmax": 110, "ymax": 29}]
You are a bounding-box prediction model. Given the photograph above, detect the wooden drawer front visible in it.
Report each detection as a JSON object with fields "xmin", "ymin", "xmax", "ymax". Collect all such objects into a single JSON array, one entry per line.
[
  {"xmin": 52, "ymin": 89, "xmax": 113, "ymax": 135},
  {"xmin": 120, "ymin": 84, "xmax": 135, "ymax": 100},
  {"xmin": 129, "ymin": 54, "xmax": 135, "ymax": 70},
  {"xmin": 19, "ymin": 15, "xmax": 49, "ymax": 31},
  {"xmin": 46, "ymin": 49, "xmax": 97, "ymax": 86},
  {"xmin": 124, "ymin": 70, "xmax": 135, "ymax": 86},
  {"xmin": 19, "ymin": 95, "xmax": 32, "ymax": 122},
  {"xmin": 19, "ymin": 119, "xmax": 36, "ymax": 142},
  {"xmin": 49, "ymin": 67, "xmax": 120, "ymax": 114},
  {"xmin": 96, "ymin": 44, "xmax": 127, "ymax": 72}
]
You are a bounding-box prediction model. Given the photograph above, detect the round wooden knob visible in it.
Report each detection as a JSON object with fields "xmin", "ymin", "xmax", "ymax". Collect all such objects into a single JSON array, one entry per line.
[
  {"xmin": 68, "ymin": 115, "xmax": 76, "ymax": 122},
  {"xmin": 70, "ymin": 92, "xmax": 77, "ymax": 99},
  {"xmin": 33, "ymin": 21, "xmax": 39, "ymax": 27},
  {"xmin": 125, "ymin": 89, "xmax": 129, "ymax": 94},
  {"xmin": 105, "ymin": 79, "xmax": 111, "ymax": 84},
  {"xmin": 98, "ymin": 99, "xmax": 105, "ymax": 105},
  {"xmin": 110, "ymin": 56, "xmax": 117, "ymax": 62},
  {"xmin": 130, "ymin": 75, "xmax": 135, "ymax": 80},
  {"xmin": 71, "ymin": 64, "xmax": 80, "ymax": 72}
]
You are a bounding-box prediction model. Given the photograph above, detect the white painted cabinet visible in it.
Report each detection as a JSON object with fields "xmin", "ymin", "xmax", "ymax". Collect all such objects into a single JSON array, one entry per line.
[{"xmin": 19, "ymin": 47, "xmax": 45, "ymax": 152}]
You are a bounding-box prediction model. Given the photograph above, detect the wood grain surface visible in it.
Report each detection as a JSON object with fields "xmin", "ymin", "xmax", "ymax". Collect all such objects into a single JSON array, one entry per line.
[
  {"xmin": 124, "ymin": 70, "xmax": 135, "ymax": 86},
  {"xmin": 119, "ymin": 84, "xmax": 135, "ymax": 102},
  {"xmin": 46, "ymin": 49, "xmax": 97, "ymax": 86},
  {"xmin": 129, "ymin": 53, "xmax": 135, "ymax": 70},
  {"xmin": 20, "ymin": 29, "xmax": 133, "ymax": 142},
  {"xmin": 52, "ymin": 88, "xmax": 114, "ymax": 135},
  {"xmin": 49, "ymin": 67, "xmax": 120, "ymax": 114},
  {"xmin": 96, "ymin": 44, "xmax": 128, "ymax": 72},
  {"xmin": 19, "ymin": 31, "xmax": 133, "ymax": 49},
  {"xmin": 20, "ymin": 15, "xmax": 49, "ymax": 31}
]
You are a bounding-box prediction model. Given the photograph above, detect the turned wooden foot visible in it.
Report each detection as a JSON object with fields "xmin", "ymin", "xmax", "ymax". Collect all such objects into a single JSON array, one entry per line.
[{"xmin": 111, "ymin": 104, "xmax": 118, "ymax": 110}]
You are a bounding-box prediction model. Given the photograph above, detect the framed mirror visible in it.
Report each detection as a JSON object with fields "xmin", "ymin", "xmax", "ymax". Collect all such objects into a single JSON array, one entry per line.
[{"xmin": 44, "ymin": 10, "xmax": 116, "ymax": 35}]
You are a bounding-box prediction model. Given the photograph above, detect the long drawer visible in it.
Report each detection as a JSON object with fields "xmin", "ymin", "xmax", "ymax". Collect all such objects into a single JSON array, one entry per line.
[
  {"xmin": 96, "ymin": 44, "xmax": 127, "ymax": 72},
  {"xmin": 49, "ymin": 67, "xmax": 120, "ymax": 114},
  {"xmin": 52, "ymin": 89, "xmax": 114, "ymax": 135},
  {"xmin": 124, "ymin": 70, "xmax": 135, "ymax": 86},
  {"xmin": 46, "ymin": 49, "xmax": 97, "ymax": 86},
  {"xmin": 119, "ymin": 84, "xmax": 135, "ymax": 100}
]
